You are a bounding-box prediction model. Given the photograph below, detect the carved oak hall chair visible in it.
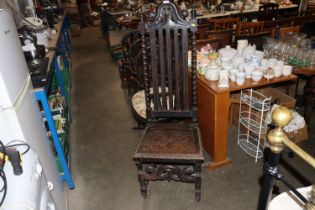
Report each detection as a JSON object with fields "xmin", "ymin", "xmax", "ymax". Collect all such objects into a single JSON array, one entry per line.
[{"xmin": 133, "ymin": 1, "xmax": 204, "ymax": 201}]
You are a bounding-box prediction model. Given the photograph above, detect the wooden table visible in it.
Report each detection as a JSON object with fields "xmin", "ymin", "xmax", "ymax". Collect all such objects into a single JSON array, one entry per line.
[
  {"xmin": 116, "ymin": 16, "xmax": 139, "ymax": 29},
  {"xmin": 196, "ymin": 74, "xmax": 297, "ymax": 169},
  {"xmin": 293, "ymin": 65, "xmax": 315, "ymax": 77},
  {"xmin": 292, "ymin": 65, "xmax": 315, "ymax": 123}
]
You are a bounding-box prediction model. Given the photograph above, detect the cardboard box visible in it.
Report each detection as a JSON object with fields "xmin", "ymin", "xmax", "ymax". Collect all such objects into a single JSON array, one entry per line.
[
  {"xmin": 230, "ymin": 87, "xmax": 296, "ymax": 126},
  {"xmin": 258, "ymin": 87, "xmax": 296, "ymax": 109},
  {"xmin": 287, "ymin": 126, "xmax": 308, "ymax": 144}
]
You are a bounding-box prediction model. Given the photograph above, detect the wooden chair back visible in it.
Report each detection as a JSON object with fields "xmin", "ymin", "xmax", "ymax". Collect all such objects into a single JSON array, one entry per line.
[
  {"xmin": 206, "ymin": 29, "xmax": 234, "ymax": 47},
  {"xmin": 139, "ymin": 1, "xmax": 198, "ymax": 122},
  {"xmin": 258, "ymin": 3, "xmax": 279, "ymax": 13},
  {"xmin": 100, "ymin": 9, "xmax": 120, "ymax": 36},
  {"xmin": 290, "ymin": 16, "xmax": 310, "ymax": 26},
  {"xmin": 197, "ymin": 23, "xmax": 211, "ymax": 39},
  {"xmin": 236, "ymin": 21, "xmax": 264, "ymax": 36},
  {"xmin": 128, "ymin": 39, "xmax": 142, "ymax": 74},
  {"xmin": 195, "ymin": 38, "xmax": 222, "ymax": 51},
  {"xmin": 263, "ymin": 18, "xmax": 294, "ymax": 33},
  {"xmin": 213, "ymin": 17, "xmax": 239, "ymax": 30},
  {"xmin": 236, "ymin": 31, "xmax": 271, "ymax": 50},
  {"xmin": 121, "ymin": 31, "xmax": 140, "ymax": 63},
  {"xmin": 271, "ymin": 26, "xmax": 301, "ymax": 38},
  {"xmin": 258, "ymin": 3, "xmax": 279, "ymax": 20}
]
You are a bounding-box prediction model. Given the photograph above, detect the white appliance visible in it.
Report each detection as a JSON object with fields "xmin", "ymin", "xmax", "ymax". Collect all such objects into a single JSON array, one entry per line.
[
  {"xmin": 1, "ymin": 149, "xmax": 57, "ymax": 210},
  {"xmin": 0, "ymin": 9, "xmax": 66, "ymax": 210}
]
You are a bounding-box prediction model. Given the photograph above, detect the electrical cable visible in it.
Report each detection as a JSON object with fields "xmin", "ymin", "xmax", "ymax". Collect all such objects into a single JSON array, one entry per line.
[
  {"xmin": 0, "ymin": 139, "xmax": 31, "ymax": 207},
  {"xmin": 0, "ymin": 171, "xmax": 7, "ymax": 207},
  {"xmin": 5, "ymin": 140, "xmax": 30, "ymax": 155},
  {"xmin": 5, "ymin": 144, "xmax": 30, "ymax": 155},
  {"xmin": 0, "ymin": 140, "xmax": 5, "ymax": 171},
  {"xmin": 0, "ymin": 140, "xmax": 7, "ymax": 207}
]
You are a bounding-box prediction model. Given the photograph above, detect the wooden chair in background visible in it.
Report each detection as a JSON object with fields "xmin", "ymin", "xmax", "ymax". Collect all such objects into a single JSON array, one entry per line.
[
  {"xmin": 258, "ymin": 3, "xmax": 279, "ymax": 20},
  {"xmin": 197, "ymin": 23, "xmax": 212, "ymax": 39},
  {"xmin": 236, "ymin": 31, "xmax": 271, "ymax": 50},
  {"xmin": 263, "ymin": 18, "xmax": 294, "ymax": 34},
  {"xmin": 206, "ymin": 29, "xmax": 234, "ymax": 47},
  {"xmin": 236, "ymin": 21, "xmax": 265, "ymax": 36},
  {"xmin": 212, "ymin": 17, "xmax": 239, "ymax": 30},
  {"xmin": 133, "ymin": 1, "xmax": 204, "ymax": 201},
  {"xmin": 271, "ymin": 25, "xmax": 301, "ymax": 38}
]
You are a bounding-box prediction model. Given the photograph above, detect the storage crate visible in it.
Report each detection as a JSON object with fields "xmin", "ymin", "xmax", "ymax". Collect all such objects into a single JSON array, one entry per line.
[{"xmin": 287, "ymin": 126, "xmax": 308, "ymax": 144}]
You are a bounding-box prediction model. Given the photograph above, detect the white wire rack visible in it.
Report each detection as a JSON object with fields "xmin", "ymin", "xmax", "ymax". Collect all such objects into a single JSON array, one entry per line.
[{"xmin": 237, "ymin": 89, "xmax": 272, "ymax": 162}]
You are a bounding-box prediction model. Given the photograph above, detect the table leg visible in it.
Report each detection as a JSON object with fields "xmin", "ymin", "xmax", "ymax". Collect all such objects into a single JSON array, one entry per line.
[
  {"xmin": 197, "ymin": 82, "xmax": 231, "ymax": 169},
  {"xmin": 302, "ymin": 76, "xmax": 315, "ymax": 125}
]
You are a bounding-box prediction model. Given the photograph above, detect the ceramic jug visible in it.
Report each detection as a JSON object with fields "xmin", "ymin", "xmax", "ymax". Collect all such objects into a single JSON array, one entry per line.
[{"xmin": 205, "ymin": 62, "xmax": 221, "ymax": 81}]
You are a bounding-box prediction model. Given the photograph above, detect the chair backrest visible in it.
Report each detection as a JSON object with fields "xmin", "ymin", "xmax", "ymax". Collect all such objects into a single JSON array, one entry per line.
[
  {"xmin": 213, "ymin": 17, "xmax": 239, "ymax": 30},
  {"xmin": 258, "ymin": 3, "xmax": 279, "ymax": 20},
  {"xmin": 121, "ymin": 31, "xmax": 141, "ymax": 63},
  {"xmin": 259, "ymin": 3, "xmax": 279, "ymax": 13},
  {"xmin": 100, "ymin": 9, "xmax": 120, "ymax": 35},
  {"xmin": 197, "ymin": 23, "xmax": 211, "ymax": 39},
  {"xmin": 290, "ymin": 16, "xmax": 310, "ymax": 26},
  {"xmin": 128, "ymin": 39, "xmax": 142, "ymax": 75},
  {"xmin": 206, "ymin": 29, "xmax": 234, "ymax": 46},
  {"xmin": 236, "ymin": 31, "xmax": 271, "ymax": 50},
  {"xmin": 263, "ymin": 18, "xmax": 294, "ymax": 33},
  {"xmin": 236, "ymin": 21, "xmax": 264, "ymax": 36},
  {"xmin": 271, "ymin": 25, "xmax": 301, "ymax": 39},
  {"xmin": 139, "ymin": 1, "xmax": 198, "ymax": 122}
]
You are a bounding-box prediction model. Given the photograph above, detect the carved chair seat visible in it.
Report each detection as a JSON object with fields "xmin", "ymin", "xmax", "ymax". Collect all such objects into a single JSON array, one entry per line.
[
  {"xmin": 134, "ymin": 123, "xmax": 203, "ymax": 160},
  {"xmin": 134, "ymin": 122, "xmax": 203, "ymax": 200}
]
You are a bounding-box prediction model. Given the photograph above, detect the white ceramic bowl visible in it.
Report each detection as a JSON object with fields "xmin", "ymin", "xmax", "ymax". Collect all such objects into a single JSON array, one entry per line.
[
  {"xmin": 229, "ymin": 69, "xmax": 239, "ymax": 82},
  {"xmin": 275, "ymin": 60, "xmax": 284, "ymax": 68},
  {"xmin": 255, "ymin": 66, "xmax": 267, "ymax": 74},
  {"xmin": 236, "ymin": 72, "xmax": 246, "ymax": 85},
  {"xmin": 273, "ymin": 66, "xmax": 282, "ymax": 78},
  {"xmin": 268, "ymin": 58, "xmax": 277, "ymax": 67},
  {"xmin": 282, "ymin": 65, "xmax": 292, "ymax": 76},
  {"xmin": 261, "ymin": 59, "xmax": 269, "ymax": 67},
  {"xmin": 218, "ymin": 45, "xmax": 237, "ymax": 61},
  {"xmin": 254, "ymin": 50, "xmax": 264, "ymax": 60},
  {"xmin": 251, "ymin": 71, "xmax": 263, "ymax": 82},
  {"xmin": 244, "ymin": 65, "xmax": 255, "ymax": 78}
]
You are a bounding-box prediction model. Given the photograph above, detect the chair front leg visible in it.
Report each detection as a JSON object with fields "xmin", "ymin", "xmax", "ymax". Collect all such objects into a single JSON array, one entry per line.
[
  {"xmin": 194, "ymin": 162, "xmax": 202, "ymax": 201},
  {"xmin": 135, "ymin": 160, "xmax": 148, "ymax": 198}
]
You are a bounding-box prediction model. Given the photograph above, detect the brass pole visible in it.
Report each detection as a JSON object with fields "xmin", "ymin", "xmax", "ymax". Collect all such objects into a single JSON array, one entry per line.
[
  {"xmin": 282, "ymin": 137, "xmax": 315, "ymax": 169},
  {"xmin": 259, "ymin": 106, "xmax": 315, "ymax": 210}
]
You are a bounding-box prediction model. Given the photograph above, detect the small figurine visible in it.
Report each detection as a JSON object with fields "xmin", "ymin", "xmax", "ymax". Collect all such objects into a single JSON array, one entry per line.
[{"xmin": 218, "ymin": 70, "xmax": 229, "ymax": 88}]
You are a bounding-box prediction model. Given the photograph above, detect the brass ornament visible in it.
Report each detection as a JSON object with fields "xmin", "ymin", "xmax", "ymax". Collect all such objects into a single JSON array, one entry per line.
[
  {"xmin": 272, "ymin": 106, "xmax": 292, "ymax": 127},
  {"xmin": 267, "ymin": 106, "xmax": 292, "ymax": 153}
]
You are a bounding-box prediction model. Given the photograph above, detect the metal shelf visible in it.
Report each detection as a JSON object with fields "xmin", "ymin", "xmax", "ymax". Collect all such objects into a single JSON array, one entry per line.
[
  {"xmin": 238, "ymin": 134, "xmax": 265, "ymax": 159},
  {"xmin": 33, "ymin": 16, "xmax": 74, "ymax": 189},
  {"xmin": 241, "ymin": 90, "xmax": 271, "ymax": 112},
  {"xmin": 239, "ymin": 111, "xmax": 267, "ymax": 134},
  {"xmin": 237, "ymin": 89, "xmax": 271, "ymax": 162}
]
